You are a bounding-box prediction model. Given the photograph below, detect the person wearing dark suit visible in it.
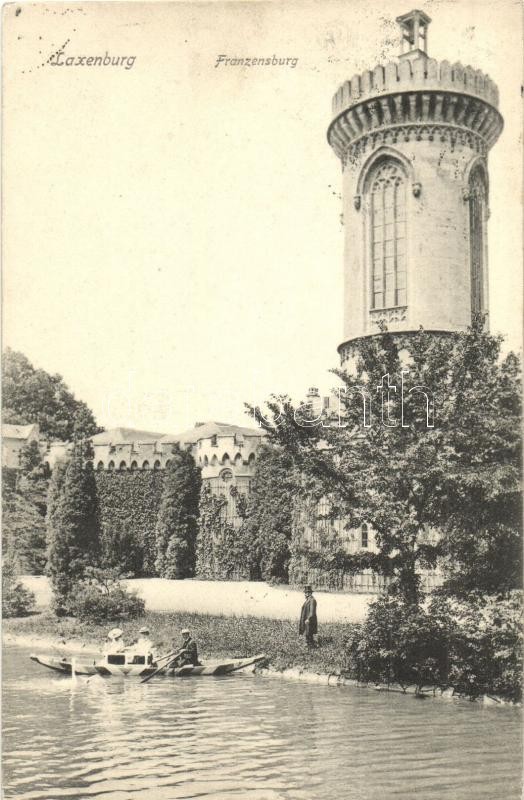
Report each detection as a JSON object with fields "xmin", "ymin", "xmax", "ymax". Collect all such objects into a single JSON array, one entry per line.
[
  {"xmin": 177, "ymin": 628, "xmax": 200, "ymax": 666},
  {"xmin": 299, "ymin": 586, "xmax": 318, "ymax": 647}
]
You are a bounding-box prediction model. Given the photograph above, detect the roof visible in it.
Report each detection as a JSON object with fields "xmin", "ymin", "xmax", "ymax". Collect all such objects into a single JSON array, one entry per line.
[
  {"xmin": 396, "ymin": 9, "xmax": 432, "ymax": 26},
  {"xmin": 89, "ymin": 427, "xmax": 166, "ymax": 445},
  {"xmin": 161, "ymin": 421, "xmax": 267, "ymax": 445},
  {"xmin": 2, "ymin": 423, "xmax": 38, "ymax": 440}
]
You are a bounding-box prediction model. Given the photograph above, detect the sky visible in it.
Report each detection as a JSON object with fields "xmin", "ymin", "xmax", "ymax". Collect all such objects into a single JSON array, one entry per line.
[{"xmin": 3, "ymin": 0, "xmax": 522, "ymax": 435}]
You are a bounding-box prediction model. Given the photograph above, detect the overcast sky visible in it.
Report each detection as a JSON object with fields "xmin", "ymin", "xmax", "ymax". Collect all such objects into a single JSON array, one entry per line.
[{"xmin": 4, "ymin": 0, "xmax": 522, "ymax": 434}]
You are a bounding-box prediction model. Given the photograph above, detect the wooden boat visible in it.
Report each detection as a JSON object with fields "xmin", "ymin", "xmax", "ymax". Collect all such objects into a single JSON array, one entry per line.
[
  {"xmin": 30, "ymin": 652, "xmax": 266, "ymax": 678},
  {"xmin": 29, "ymin": 654, "xmax": 99, "ymax": 676},
  {"xmin": 164, "ymin": 655, "xmax": 266, "ymax": 678}
]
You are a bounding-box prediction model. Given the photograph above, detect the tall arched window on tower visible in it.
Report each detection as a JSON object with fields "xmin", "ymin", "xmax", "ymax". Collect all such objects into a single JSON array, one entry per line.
[
  {"xmin": 468, "ymin": 166, "xmax": 487, "ymax": 317},
  {"xmin": 369, "ymin": 161, "xmax": 407, "ymax": 309}
]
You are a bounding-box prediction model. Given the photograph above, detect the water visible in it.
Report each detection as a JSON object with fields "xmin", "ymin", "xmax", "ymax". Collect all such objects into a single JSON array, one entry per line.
[{"xmin": 2, "ymin": 645, "xmax": 522, "ymax": 800}]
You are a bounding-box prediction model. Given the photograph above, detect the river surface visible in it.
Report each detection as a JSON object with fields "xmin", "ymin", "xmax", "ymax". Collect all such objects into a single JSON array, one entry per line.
[{"xmin": 2, "ymin": 645, "xmax": 522, "ymax": 800}]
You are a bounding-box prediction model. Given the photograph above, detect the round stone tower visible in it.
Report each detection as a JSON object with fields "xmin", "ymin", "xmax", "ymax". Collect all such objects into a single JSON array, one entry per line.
[{"xmin": 327, "ymin": 10, "xmax": 503, "ymax": 364}]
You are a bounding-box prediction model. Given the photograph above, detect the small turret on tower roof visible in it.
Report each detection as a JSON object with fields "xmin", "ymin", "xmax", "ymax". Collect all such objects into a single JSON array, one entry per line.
[{"xmin": 396, "ymin": 9, "xmax": 431, "ymax": 62}]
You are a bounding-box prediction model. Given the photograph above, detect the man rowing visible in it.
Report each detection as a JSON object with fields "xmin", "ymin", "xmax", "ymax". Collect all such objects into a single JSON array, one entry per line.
[{"xmin": 174, "ymin": 628, "xmax": 200, "ymax": 667}]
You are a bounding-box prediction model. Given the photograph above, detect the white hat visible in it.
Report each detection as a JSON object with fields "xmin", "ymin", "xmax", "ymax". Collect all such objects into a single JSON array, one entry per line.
[
  {"xmin": 181, "ymin": 628, "xmax": 190, "ymax": 635},
  {"xmin": 108, "ymin": 628, "xmax": 123, "ymax": 640}
]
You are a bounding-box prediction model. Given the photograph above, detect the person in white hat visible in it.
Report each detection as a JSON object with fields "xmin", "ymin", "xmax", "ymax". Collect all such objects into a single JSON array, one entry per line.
[
  {"xmin": 104, "ymin": 628, "xmax": 125, "ymax": 655},
  {"xmin": 136, "ymin": 627, "xmax": 154, "ymax": 656},
  {"xmin": 125, "ymin": 626, "xmax": 157, "ymax": 662}
]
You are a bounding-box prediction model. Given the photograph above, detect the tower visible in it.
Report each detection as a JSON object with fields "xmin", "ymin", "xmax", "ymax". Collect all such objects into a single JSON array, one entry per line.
[{"xmin": 327, "ymin": 10, "xmax": 503, "ymax": 365}]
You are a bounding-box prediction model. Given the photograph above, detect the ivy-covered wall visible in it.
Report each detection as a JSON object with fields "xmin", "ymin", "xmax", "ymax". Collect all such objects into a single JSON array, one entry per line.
[
  {"xmin": 94, "ymin": 471, "xmax": 165, "ymax": 576},
  {"xmin": 195, "ymin": 485, "xmax": 254, "ymax": 581}
]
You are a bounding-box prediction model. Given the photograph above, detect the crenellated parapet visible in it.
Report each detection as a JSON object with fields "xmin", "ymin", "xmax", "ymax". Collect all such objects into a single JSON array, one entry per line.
[
  {"xmin": 331, "ymin": 57, "xmax": 499, "ymax": 117},
  {"xmin": 328, "ymin": 55, "xmax": 503, "ymax": 165}
]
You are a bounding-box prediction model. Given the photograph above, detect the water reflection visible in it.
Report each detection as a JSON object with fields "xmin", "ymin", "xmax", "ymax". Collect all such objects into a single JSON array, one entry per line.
[{"xmin": 3, "ymin": 645, "xmax": 522, "ymax": 800}]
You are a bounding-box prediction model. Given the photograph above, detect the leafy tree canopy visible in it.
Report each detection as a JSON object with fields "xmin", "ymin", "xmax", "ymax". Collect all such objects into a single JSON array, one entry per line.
[
  {"xmin": 2, "ymin": 348, "xmax": 102, "ymax": 441},
  {"xmin": 249, "ymin": 318, "xmax": 522, "ymax": 603}
]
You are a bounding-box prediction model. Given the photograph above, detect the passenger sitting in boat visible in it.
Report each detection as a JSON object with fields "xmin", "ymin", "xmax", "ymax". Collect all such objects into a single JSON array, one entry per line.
[
  {"xmin": 175, "ymin": 628, "xmax": 200, "ymax": 666},
  {"xmin": 127, "ymin": 627, "xmax": 156, "ymax": 664},
  {"xmin": 104, "ymin": 628, "xmax": 125, "ymax": 655}
]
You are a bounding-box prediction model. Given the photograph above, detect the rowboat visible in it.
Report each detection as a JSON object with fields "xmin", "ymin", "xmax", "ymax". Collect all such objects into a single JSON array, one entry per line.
[
  {"xmin": 29, "ymin": 652, "xmax": 266, "ymax": 678},
  {"xmin": 30, "ymin": 654, "xmax": 98, "ymax": 676}
]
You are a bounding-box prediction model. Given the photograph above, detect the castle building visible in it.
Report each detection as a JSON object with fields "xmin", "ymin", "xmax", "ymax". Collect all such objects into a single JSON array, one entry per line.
[
  {"xmin": 162, "ymin": 422, "xmax": 266, "ymax": 525},
  {"xmin": 327, "ymin": 9, "xmax": 502, "ymax": 359},
  {"xmin": 1, "ymin": 423, "xmax": 40, "ymax": 469},
  {"xmin": 42, "ymin": 422, "xmax": 266, "ymax": 528}
]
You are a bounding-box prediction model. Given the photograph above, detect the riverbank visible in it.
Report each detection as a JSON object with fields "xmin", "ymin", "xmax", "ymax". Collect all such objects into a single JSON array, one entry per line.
[
  {"xmin": 5, "ymin": 611, "xmax": 519, "ymax": 707},
  {"xmin": 3, "ymin": 609, "xmax": 356, "ymax": 673},
  {"xmin": 19, "ymin": 576, "xmax": 373, "ymax": 622}
]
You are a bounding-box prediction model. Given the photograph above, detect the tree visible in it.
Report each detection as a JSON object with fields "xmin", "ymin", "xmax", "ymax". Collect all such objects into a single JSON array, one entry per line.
[
  {"xmin": 19, "ymin": 440, "xmax": 45, "ymax": 474},
  {"xmin": 249, "ymin": 318, "xmax": 521, "ymax": 604},
  {"xmin": 2, "ymin": 483, "xmax": 47, "ymax": 574},
  {"xmin": 242, "ymin": 444, "xmax": 298, "ymax": 582},
  {"xmin": 154, "ymin": 444, "xmax": 201, "ymax": 579},
  {"xmin": 46, "ymin": 446, "xmax": 100, "ymax": 611},
  {"xmin": 2, "ymin": 444, "xmax": 49, "ymax": 575},
  {"xmin": 2, "ymin": 348, "xmax": 102, "ymax": 441},
  {"xmin": 433, "ymin": 347, "xmax": 522, "ymax": 597}
]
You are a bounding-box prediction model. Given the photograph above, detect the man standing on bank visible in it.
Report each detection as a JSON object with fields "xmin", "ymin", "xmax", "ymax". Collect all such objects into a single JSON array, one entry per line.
[{"xmin": 299, "ymin": 585, "xmax": 318, "ymax": 648}]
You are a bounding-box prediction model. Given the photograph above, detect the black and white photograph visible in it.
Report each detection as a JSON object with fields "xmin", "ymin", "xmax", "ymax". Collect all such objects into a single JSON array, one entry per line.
[{"xmin": 2, "ymin": 1, "xmax": 522, "ymax": 798}]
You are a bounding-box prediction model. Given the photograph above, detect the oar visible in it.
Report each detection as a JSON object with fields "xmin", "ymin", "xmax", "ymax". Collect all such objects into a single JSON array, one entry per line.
[{"xmin": 140, "ymin": 649, "xmax": 184, "ymax": 684}]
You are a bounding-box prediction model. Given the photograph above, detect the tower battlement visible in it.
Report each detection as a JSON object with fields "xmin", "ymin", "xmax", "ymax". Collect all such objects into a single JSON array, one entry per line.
[
  {"xmin": 329, "ymin": 56, "xmax": 503, "ymax": 165},
  {"xmin": 331, "ymin": 58, "xmax": 499, "ymax": 119}
]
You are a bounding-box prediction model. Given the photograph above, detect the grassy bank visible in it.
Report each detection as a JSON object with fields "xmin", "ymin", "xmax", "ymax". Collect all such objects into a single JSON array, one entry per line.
[{"xmin": 3, "ymin": 610, "xmax": 356, "ymax": 673}]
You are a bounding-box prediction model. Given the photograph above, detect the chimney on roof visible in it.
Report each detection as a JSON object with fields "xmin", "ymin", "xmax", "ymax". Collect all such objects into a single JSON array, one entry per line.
[
  {"xmin": 306, "ymin": 387, "xmax": 321, "ymax": 419},
  {"xmin": 396, "ymin": 9, "xmax": 431, "ymax": 62}
]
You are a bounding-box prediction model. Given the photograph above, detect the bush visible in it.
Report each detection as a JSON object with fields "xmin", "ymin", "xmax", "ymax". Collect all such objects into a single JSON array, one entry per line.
[
  {"xmin": 344, "ymin": 591, "xmax": 523, "ymax": 702},
  {"xmin": 430, "ymin": 591, "xmax": 523, "ymax": 703},
  {"xmin": 2, "ymin": 560, "xmax": 36, "ymax": 617},
  {"xmin": 67, "ymin": 567, "xmax": 145, "ymax": 624},
  {"xmin": 345, "ymin": 595, "xmax": 449, "ymax": 692}
]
